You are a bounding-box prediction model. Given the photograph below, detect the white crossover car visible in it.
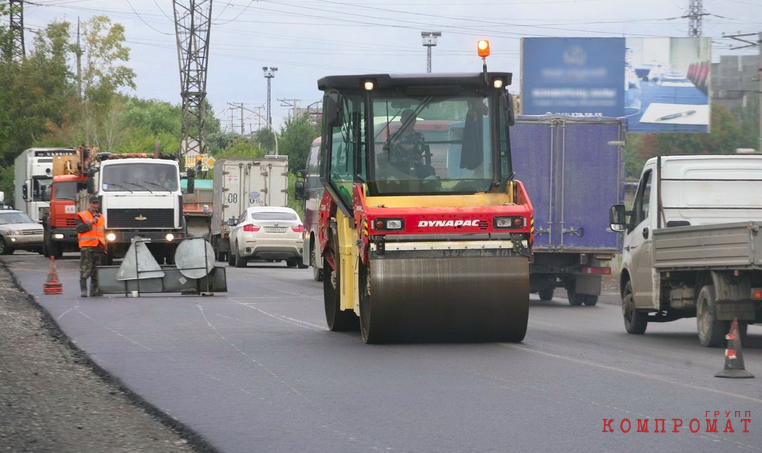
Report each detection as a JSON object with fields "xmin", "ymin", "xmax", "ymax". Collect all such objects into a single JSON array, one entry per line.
[
  {"xmin": 0, "ymin": 210, "xmax": 44, "ymax": 255},
  {"xmin": 228, "ymin": 206, "xmax": 307, "ymax": 268}
]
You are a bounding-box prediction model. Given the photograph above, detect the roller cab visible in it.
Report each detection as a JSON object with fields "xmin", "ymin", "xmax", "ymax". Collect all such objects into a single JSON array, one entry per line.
[{"xmin": 317, "ymin": 71, "xmax": 534, "ymax": 343}]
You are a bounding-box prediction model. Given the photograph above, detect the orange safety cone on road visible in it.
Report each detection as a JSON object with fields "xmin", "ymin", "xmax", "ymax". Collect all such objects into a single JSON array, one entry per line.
[
  {"xmin": 43, "ymin": 256, "xmax": 63, "ymax": 295},
  {"xmin": 715, "ymin": 317, "xmax": 754, "ymax": 379}
]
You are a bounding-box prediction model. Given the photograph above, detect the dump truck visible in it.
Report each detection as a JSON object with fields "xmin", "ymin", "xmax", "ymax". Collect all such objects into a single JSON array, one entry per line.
[
  {"xmin": 310, "ymin": 61, "xmax": 534, "ymax": 343},
  {"xmin": 14, "ymin": 148, "xmax": 76, "ymax": 223},
  {"xmin": 511, "ymin": 116, "xmax": 625, "ymax": 305},
  {"xmin": 610, "ymin": 155, "xmax": 762, "ymax": 347},
  {"xmin": 210, "ymin": 156, "xmax": 289, "ymax": 261},
  {"xmin": 42, "ymin": 150, "xmax": 89, "ymax": 258}
]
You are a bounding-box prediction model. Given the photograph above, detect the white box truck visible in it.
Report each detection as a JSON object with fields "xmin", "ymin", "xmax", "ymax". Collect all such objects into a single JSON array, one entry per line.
[
  {"xmin": 14, "ymin": 148, "xmax": 76, "ymax": 222},
  {"xmin": 210, "ymin": 156, "xmax": 289, "ymax": 261},
  {"xmin": 610, "ymin": 155, "xmax": 762, "ymax": 347}
]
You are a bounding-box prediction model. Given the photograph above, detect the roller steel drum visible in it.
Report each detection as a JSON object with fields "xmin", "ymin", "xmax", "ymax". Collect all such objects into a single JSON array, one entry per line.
[{"xmin": 359, "ymin": 249, "xmax": 529, "ymax": 343}]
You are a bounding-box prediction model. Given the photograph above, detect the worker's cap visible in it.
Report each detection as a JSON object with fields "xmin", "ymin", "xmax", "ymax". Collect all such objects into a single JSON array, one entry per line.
[{"xmin": 89, "ymin": 197, "xmax": 100, "ymax": 204}]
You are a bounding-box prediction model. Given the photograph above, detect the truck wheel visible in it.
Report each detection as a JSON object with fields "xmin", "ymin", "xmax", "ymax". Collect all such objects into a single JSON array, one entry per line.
[
  {"xmin": 696, "ymin": 285, "xmax": 729, "ymax": 348},
  {"xmin": 566, "ymin": 286, "xmax": 585, "ymax": 306},
  {"xmin": 43, "ymin": 236, "xmax": 50, "ymax": 257},
  {"xmin": 622, "ymin": 280, "xmax": 647, "ymax": 334},
  {"xmin": 584, "ymin": 295, "xmax": 599, "ymax": 306},
  {"xmin": 323, "ymin": 255, "xmax": 358, "ymax": 332},
  {"xmin": 311, "ymin": 245, "xmax": 323, "ymax": 281},
  {"xmin": 539, "ymin": 287, "xmax": 554, "ymax": 301},
  {"xmin": 233, "ymin": 251, "xmax": 247, "ymax": 268},
  {"xmin": 50, "ymin": 241, "xmax": 63, "ymax": 259}
]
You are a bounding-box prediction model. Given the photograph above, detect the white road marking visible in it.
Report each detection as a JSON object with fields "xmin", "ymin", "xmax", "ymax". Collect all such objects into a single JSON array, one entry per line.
[
  {"xmin": 195, "ymin": 303, "xmax": 309, "ymax": 402},
  {"xmin": 504, "ymin": 343, "xmax": 762, "ymax": 404}
]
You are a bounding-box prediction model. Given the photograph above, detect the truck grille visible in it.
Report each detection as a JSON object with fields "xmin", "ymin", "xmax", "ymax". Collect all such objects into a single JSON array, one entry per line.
[
  {"xmin": 106, "ymin": 208, "xmax": 174, "ymax": 229},
  {"xmin": 65, "ymin": 218, "xmax": 76, "ymax": 227}
]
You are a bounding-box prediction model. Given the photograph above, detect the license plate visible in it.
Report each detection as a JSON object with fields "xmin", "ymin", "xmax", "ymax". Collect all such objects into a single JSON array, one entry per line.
[{"xmin": 266, "ymin": 227, "xmax": 286, "ymax": 233}]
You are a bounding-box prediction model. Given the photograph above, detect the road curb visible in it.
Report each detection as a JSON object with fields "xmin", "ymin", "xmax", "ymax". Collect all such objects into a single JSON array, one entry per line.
[{"xmin": 0, "ymin": 258, "xmax": 221, "ymax": 453}]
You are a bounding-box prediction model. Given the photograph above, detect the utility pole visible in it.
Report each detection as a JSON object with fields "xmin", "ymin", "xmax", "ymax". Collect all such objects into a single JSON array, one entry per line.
[
  {"xmin": 9, "ymin": 0, "xmax": 25, "ymax": 61},
  {"xmin": 227, "ymin": 102, "xmax": 246, "ymax": 134},
  {"xmin": 421, "ymin": 31, "xmax": 441, "ymax": 73},
  {"xmin": 173, "ymin": 0, "xmax": 214, "ymax": 164},
  {"xmin": 685, "ymin": 0, "xmax": 707, "ymax": 37},
  {"xmin": 262, "ymin": 67, "xmax": 278, "ymax": 130},
  {"xmin": 76, "ymin": 17, "xmax": 82, "ymax": 101},
  {"xmin": 278, "ymin": 98, "xmax": 301, "ymax": 118},
  {"xmin": 723, "ymin": 32, "xmax": 762, "ymax": 152}
]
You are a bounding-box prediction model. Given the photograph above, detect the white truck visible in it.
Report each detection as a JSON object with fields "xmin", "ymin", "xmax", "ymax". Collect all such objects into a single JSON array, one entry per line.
[
  {"xmin": 81, "ymin": 154, "xmax": 186, "ymax": 264},
  {"xmin": 210, "ymin": 156, "xmax": 289, "ymax": 261},
  {"xmin": 14, "ymin": 148, "xmax": 76, "ymax": 222},
  {"xmin": 610, "ymin": 155, "xmax": 762, "ymax": 347}
]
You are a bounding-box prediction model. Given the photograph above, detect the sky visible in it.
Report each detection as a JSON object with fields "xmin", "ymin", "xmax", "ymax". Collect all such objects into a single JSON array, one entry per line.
[{"xmin": 15, "ymin": 0, "xmax": 762, "ymax": 131}]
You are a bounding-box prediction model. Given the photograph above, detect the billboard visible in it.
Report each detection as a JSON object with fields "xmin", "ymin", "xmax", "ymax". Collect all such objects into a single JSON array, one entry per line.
[
  {"xmin": 626, "ymin": 37, "xmax": 711, "ymax": 133},
  {"xmin": 521, "ymin": 38, "xmax": 625, "ymax": 118},
  {"xmin": 521, "ymin": 37, "xmax": 711, "ymax": 133}
]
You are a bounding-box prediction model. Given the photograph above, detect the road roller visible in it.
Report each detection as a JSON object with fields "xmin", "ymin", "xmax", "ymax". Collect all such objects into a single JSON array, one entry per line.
[{"xmin": 315, "ymin": 43, "xmax": 534, "ymax": 343}]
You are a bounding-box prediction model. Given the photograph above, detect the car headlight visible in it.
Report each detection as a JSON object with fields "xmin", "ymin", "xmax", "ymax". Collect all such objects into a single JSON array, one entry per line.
[
  {"xmin": 165, "ymin": 233, "xmax": 174, "ymax": 242},
  {"xmin": 106, "ymin": 232, "xmax": 116, "ymax": 242}
]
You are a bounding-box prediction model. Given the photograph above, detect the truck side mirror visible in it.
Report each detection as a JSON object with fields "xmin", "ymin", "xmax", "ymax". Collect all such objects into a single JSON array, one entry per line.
[
  {"xmin": 294, "ymin": 170, "xmax": 306, "ymax": 201},
  {"xmin": 22, "ymin": 182, "xmax": 28, "ymax": 200},
  {"xmin": 609, "ymin": 204, "xmax": 626, "ymax": 233},
  {"xmin": 186, "ymin": 168, "xmax": 196, "ymax": 194}
]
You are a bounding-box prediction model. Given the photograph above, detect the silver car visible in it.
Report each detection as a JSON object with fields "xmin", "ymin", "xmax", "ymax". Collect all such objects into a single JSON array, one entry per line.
[
  {"xmin": 228, "ymin": 207, "xmax": 306, "ymax": 268},
  {"xmin": 0, "ymin": 210, "xmax": 44, "ymax": 255}
]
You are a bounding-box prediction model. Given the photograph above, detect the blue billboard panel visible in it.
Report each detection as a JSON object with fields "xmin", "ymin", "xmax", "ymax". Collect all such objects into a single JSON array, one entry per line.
[
  {"xmin": 625, "ymin": 37, "xmax": 711, "ymax": 133},
  {"xmin": 521, "ymin": 38, "xmax": 625, "ymax": 118}
]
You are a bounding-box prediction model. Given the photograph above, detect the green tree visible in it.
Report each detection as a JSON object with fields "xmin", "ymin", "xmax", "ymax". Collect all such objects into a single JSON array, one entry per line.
[
  {"xmin": 278, "ymin": 113, "xmax": 320, "ymax": 173},
  {"xmin": 218, "ymin": 138, "xmax": 263, "ymax": 158},
  {"xmin": 81, "ymin": 16, "xmax": 135, "ymax": 105}
]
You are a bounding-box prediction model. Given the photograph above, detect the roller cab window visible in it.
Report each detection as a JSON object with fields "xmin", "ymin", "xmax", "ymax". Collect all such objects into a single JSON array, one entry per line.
[
  {"xmin": 369, "ymin": 95, "xmax": 494, "ymax": 196},
  {"xmin": 322, "ymin": 94, "xmax": 366, "ymax": 213}
]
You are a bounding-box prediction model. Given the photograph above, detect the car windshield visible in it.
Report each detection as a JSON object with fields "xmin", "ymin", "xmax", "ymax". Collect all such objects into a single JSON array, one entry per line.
[
  {"xmin": 250, "ymin": 211, "xmax": 298, "ymax": 221},
  {"xmin": 102, "ymin": 163, "xmax": 178, "ymax": 192},
  {"xmin": 370, "ymin": 95, "xmax": 493, "ymax": 195},
  {"xmin": 0, "ymin": 212, "xmax": 35, "ymax": 225}
]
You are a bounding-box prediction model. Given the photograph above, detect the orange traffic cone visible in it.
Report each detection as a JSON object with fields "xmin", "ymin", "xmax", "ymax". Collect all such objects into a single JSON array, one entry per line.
[
  {"xmin": 715, "ymin": 317, "xmax": 754, "ymax": 379},
  {"xmin": 43, "ymin": 256, "xmax": 63, "ymax": 295}
]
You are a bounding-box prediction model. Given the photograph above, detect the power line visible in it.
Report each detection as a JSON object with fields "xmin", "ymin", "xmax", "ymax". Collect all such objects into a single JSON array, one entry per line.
[{"xmin": 125, "ymin": 0, "xmax": 172, "ymax": 35}]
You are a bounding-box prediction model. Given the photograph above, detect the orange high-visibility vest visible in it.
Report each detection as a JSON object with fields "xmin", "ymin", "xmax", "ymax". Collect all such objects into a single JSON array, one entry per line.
[{"xmin": 77, "ymin": 210, "xmax": 106, "ymax": 249}]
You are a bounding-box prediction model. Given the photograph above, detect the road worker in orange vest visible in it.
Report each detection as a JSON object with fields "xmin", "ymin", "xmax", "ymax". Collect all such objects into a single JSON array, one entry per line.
[{"xmin": 76, "ymin": 197, "xmax": 106, "ymax": 297}]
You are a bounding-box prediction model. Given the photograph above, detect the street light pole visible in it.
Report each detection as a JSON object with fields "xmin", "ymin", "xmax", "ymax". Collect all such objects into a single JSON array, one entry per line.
[
  {"xmin": 421, "ymin": 31, "xmax": 442, "ymax": 73},
  {"xmin": 262, "ymin": 66, "xmax": 278, "ymax": 130}
]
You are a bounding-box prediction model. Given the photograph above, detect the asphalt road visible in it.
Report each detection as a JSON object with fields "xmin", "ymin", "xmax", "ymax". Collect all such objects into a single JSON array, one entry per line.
[{"xmin": 3, "ymin": 252, "xmax": 762, "ymax": 453}]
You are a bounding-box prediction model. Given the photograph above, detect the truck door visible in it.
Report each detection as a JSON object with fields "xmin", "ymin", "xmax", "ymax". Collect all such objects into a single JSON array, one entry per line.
[{"xmin": 626, "ymin": 168, "xmax": 655, "ymax": 308}]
